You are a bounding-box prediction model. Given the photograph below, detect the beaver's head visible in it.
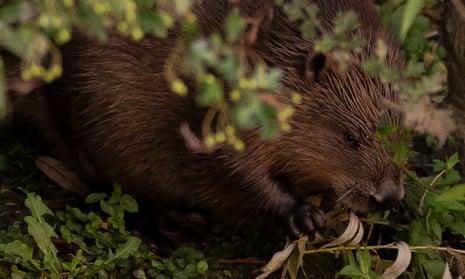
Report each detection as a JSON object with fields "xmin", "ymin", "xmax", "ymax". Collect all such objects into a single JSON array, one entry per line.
[{"xmin": 270, "ymin": 53, "xmax": 404, "ymax": 213}]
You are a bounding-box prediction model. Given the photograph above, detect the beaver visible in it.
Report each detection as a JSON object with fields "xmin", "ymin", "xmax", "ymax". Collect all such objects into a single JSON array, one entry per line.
[{"xmin": 8, "ymin": 0, "xmax": 404, "ymax": 241}]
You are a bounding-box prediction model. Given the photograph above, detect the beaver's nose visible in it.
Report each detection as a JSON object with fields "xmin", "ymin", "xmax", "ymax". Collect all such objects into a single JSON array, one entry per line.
[{"xmin": 372, "ymin": 179, "xmax": 404, "ymax": 209}]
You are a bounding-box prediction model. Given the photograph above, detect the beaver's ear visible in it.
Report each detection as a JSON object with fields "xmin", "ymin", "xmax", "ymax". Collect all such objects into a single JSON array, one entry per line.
[
  {"xmin": 308, "ymin": 52, "xmax": 326, "ymax": 75},
  {"xmin": 296, "ymin": 52, "xmax": 327, "ymax": 78}
]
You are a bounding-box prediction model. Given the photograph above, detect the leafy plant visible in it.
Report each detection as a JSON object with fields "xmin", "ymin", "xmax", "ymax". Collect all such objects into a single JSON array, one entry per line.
[
  {"xmin": 168, "ymin": 6, "xmax": 298, "ymax": 149},
  {"xmin": 263, "ymin": 153, "xmax": 465, "ymax": 279},
  {"xmin": 0, "ymin": 186, "xmax": 208, "ymax": 278},
  {"xmin": 338, "ymin": 249, "xmax": 383, "ymax": 279}
]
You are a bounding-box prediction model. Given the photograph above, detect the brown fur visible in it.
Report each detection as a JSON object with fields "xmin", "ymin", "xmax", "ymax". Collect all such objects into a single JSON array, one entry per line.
[{"xmin": 9, "ymin": 0, "xmax": 404, "ymax": 239}]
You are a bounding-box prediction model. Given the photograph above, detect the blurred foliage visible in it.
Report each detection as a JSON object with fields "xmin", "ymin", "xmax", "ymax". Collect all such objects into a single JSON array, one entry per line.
[
  {"xmin": 0, "ymin": 0, "xmax": 462, "ymax": 278},
  {"xmin": 0, "ymin": 0, "xmax": 448, "ymax": 146},
  {"xmin": 378, "ymin": 0, "xmax": 447, "ymax": 101}
]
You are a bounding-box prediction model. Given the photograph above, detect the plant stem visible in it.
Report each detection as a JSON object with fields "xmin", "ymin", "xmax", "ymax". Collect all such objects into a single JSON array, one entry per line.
[
  {"xmin": 304, "ymin": 243, "xmax": 465, "ymax": 255},
  {"xmin": 418, "ymin": 168, "xmax": 446, "ymax": 215}
]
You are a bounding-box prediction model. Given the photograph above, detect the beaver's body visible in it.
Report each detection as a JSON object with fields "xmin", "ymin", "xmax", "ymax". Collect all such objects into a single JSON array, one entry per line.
[{"xmin": 9, "ymin": 0, "xmax": 404, "ymax": 239}]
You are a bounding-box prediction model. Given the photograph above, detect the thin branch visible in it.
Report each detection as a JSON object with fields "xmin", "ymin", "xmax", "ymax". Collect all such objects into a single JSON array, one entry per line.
[
  {"xmin": 418, "ymin": 168, "xmax": 447, "ymax": 216},
  {"xmin": 304, "ymin": 243, "xmax": 465, "ymax": 255}
]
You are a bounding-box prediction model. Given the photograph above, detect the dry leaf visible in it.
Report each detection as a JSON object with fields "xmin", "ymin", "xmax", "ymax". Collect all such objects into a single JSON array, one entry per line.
[
  {"xmin": 321, "ymin": 212, "xmax": 363, "ymax": 248},
  {"xmin": 286, "ymin": 236, "xmax": 308, "ymax": 279},
  {"xmin": 256, "ymin": 242, "xmax": 296, "ymax": 279},
  {"xmin": 348, "ymin": 218, "xmax": 364, "ymax": 246},
  {"xmin": 382, "ymin": 98, "xmax": 456, "ymax": 146},
  {"xmin": 35, "ymin": 155, "xmax": 90, "ymax": 197},
  {"xmin": 179, "ymin": 122, "xmax": 216, "ymax": 153},
  {"xmin": 383, "ymin": 241, "xmax": 412, "ymax": 279},
  {"xmin": 403, "ymin": 101, "xmax": 455, "ymax": 146},
  {"xmin": 442, "ymin": 263, "xmax": 453, "ymax": 279}
]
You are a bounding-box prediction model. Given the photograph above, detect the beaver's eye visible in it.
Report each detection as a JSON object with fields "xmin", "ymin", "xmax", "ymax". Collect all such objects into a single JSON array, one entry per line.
[{"xmin": 344, "ymin": 132, "xmax": 359, "ymax": 149}]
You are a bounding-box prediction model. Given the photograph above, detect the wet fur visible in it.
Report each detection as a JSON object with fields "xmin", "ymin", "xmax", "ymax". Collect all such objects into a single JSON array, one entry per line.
[{"xmin": 9, "ymin": 0, "xmax": 404, "ymax": 239}]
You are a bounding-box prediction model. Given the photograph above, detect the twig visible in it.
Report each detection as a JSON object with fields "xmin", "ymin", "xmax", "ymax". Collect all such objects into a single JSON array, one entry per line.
[
  {"xmin": 218, "ymin": 258, "xmax": 267, "ymax": 264},
  {"xmin": 418, "ymin": 168, "xmax": 446, "ymax": 216},
  {"xmin": 163, "ymin": 37, "xmax": 185, "ymax": 83},
  {"xmin": 304, "ymin": 243, "xmax": 465, "ymax": 255}
]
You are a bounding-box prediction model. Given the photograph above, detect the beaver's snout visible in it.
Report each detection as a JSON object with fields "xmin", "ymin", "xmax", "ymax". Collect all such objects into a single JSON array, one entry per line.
[{"xmin": 372, "ymin": 179, "xmax": 404, "ymax": 210}]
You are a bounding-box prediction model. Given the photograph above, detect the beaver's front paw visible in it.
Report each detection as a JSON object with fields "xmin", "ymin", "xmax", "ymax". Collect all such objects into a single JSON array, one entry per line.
[{"xmin": 287, "ymin": 204, "xmax": 326, "ymax": 240}]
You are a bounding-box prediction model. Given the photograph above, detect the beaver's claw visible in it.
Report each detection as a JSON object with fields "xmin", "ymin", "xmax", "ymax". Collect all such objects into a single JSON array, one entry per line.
[{"xmin": 288, "ymin": 204, "xmax": 326, "ymax": 240}]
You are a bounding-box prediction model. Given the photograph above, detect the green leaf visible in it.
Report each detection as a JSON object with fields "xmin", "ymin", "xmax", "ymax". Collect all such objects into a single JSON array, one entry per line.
[
  {"xmin": 420, "ymin": 259, "xmax": 446, "ymax": 279},
  {"xmin": 100, "ymin": 200, "xmax": 116, "ymax": 216},
  {"xmin": 196, "ymin": 80, "xmax": 223, "ymax": 106},
  {"xmin": 233, "ymin": 96, "xmax": 260, "ymax": 129},
  {"xmin": 120, "ymin": 194, "xmax": 139, "ymax": 213},
  {"xmin": 225, "ymin": 8, "xmax": 246, "ymax": 42},
  {"xmin": 10, "ymin": 265, "xmax": 27, "ymax": 279},
  {"xmin": 68, "ymin": 206, "xmax": 89, "ymax": 222},
  {"xmin": 314, "ymin": 34, "xmax": 334, "ymax": 52},
  {"xmin": 190, "ymin": 39, "xmax": 217, "ymax": 68},
  {"xmin": 197, "ymin": 261, "xmax": 208, "ymax": 274},
  {"xmin": 432, "ymin": 158, "xmax": 447, "ymax": 172},
  {"xmin": 427, "ymin": 218, "xmax": 442, "ymax": 241},
  {"xmin": 109, "ymin": 184, "xmax": 123, "ymax": 204},
  {"xmin": 434, "ymin": 200, "xmax": 465, "ymax": 211},
  {"xmin": 337, "ymin": 249, "xmax": 374, "ymax": 278},
  {"xmin": 436, "ymin": 184, "xmax": 465, "ymax": 202},
  {"xmin": 355, "ymin": 249, "xmax": 372, "ymax": 275},
  {"xmin": 409, "ymin": 221, "xmax": 425, "ymax": 246},
  {"xmin": 23, "ymin": 193, "xmax": 59, "ymax": 271},
  {"xmin": 283, "ymin": 2, "xmax": 305, "ymax": 21},
  {"xmin": 347, "ymin": 249, "xmax": 357, "ymax": 266},
  {"xmin": 24, "ymin": 214, "xmax": 61, "ymax": 277},
  {"xmin": 139, "ymin": 10, "xmax": 170, "ymax": 38},
  {"xmin": 447, "ymin": 153, "xmax": 459, "ymax": 168},
  {"xmin": 393, "ymin": 141, "xmax": 408, "ymax": 165},
  {"xmin": 86, "ymin": 212, "xmax": 103, "ymax": 233},
  {"xmin": 24, "ymin": 193, "xmax": 53, "ymax": 219},
  {"xmin": 447, "ymin": 221, "xmax": 465, "ymax": 238},
  {"xmin": 182, "ymin": 263, "xmax": 197, "ymax": 276},
  {"xmin": 62, "ymin": 249, "xmax": 83, "ymax": 272},
  {"xmin": 217, "ymin": 50, "xmax": 241, "ymax": 81},
  {"xmin": 443, "ymin": 170, "xmax": 461, "ymax": 186},
  {"xmin": 399, "ymin": 0, "xmax": 425, "ymax": 42},
  {"xmin": 254, "ymin": 66, "xmax": 282, "ymax": 89},
  {"xmin": 24, "ymin": 216, "xmax": 58, "ymax": 252},
  {"xmin": 300, "ymin": 20, "xmax": 316, "ymax": 40},
  {"xmin": 334, "ymin": 10, "xmax": 359, "ymax": 33},
  {"xmin": 338, "ymin": 265, "xmax": 363, "ymax": 277},
  {"xmin": 151, "ymin": 260, "xmax": 166, "ymax": 271},
  {"xmin": 85, "ymin": 192, "xmax": 108, "ymax": 204},
  {"xmin": 3, "ymin": 240, "xmax": 34, "ymax": 262},
  {"xmin": 112, "ymin": 236, "xmax": 141, "ymax": 261}
]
